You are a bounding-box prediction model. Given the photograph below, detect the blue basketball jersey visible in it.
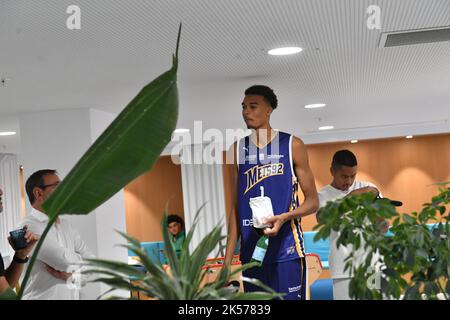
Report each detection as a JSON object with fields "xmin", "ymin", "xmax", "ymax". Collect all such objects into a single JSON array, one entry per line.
[{"xmin": 237, "ymin": 131, "xmax": 305, "ymax": 264}]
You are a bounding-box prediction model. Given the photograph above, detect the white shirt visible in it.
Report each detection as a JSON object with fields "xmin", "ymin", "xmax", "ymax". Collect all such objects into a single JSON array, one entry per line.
[
  {"xmin": 318, "ymin": 181, "xmax": 382, "ymax": 279},
  {"xmin": 19, "ymin": 208, "xmax": 95, "ymax": 300}
]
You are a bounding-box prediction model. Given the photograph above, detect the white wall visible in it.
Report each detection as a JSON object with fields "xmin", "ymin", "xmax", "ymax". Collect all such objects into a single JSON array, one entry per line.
[
  {"xmin": 89, "ymin": 109, "xmax": 128, "ymax": 298},
  {"xmin": 18, "ymin": 108, "xmax": 128, "ymax": 299},
  {"xmin": 0, "ymin": 116, "xmax": 21, "ymax": 154}
]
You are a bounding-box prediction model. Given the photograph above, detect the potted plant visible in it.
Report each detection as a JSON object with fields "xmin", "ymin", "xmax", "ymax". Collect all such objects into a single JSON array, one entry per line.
[
  {"xmin": 82, "ymin": 210, "xmax": 278, "ymax": 300},
  {"xmin": 314, "ymin": 184, "xmax": 450, "ymax": 300}
]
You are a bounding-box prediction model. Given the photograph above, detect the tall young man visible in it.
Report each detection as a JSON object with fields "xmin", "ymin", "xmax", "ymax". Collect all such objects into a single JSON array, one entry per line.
[{"xmin": 224, "ymin": 85, "xmax": 319, "ymax": 300}]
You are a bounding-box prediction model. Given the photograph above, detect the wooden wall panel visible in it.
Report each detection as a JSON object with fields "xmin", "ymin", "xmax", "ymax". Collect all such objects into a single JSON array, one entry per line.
[
  {"xmin": 222, "ymin": 133, "xmax": 450, "ymax": 232},
  {"xmin": 124, "ymin": 156, "xmax": 184, "ymax": 242},
  {"xmin": 304, "ymin": 133, "xmax": 450, "ymax": 231},
  {"xmin": 126, "ymin": 133, "xmax": 449, "ymax": 242}
]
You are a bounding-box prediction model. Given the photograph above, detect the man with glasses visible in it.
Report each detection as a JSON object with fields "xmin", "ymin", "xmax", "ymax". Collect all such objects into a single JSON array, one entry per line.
[{"xmin": 19, "ymin": 169, "xmax": 95, "ymax": 299}]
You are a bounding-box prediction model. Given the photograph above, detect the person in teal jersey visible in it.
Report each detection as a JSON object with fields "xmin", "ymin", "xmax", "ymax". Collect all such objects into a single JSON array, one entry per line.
[
  {"xmin": 167, "ymin": 215, "xmax": 185, "ymax": 257},
  {"xmin": 223, "ymin": 85, "xmax": 319, "ymax": 299}
]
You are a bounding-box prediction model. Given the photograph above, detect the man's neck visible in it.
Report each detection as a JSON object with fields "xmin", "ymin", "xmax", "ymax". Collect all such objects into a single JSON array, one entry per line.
[
  {"xmin": 330, "ymin": 181, "xmax": 347, "ymax": 192},
  {"xmin": 32, "ymin": 204, "xmax": 47, "ymax": 215},
  {"xmin": 251, "ymin": 126, "xmax": 276, "ymax": 148},
  {"xmin": 32, "ymin": 204, "xmax": 45, "ymax": 214},
  {"xmin": 33, "ymin": 205, "xmax": 61, "ymax": 224}
]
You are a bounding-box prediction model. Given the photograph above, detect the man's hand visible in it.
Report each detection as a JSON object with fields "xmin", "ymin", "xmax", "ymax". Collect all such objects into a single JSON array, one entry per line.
[
  {"xmin": 262, "ymin": 214, "xmax": 289, "ymax": 237},
  {"xmin": 377, "ymin": 218, "xmax": 390, "ymax": 234},
  {"xmin": 348, "ymin": 186, "xmax": 379, "ymax": 197},
  {"xmin": 44, "ymin": 264, "xmax": 72, "ymax": 281},
  {"xmin": 8, "ymin": 225, "xmax": 40, "ymax": 259}
]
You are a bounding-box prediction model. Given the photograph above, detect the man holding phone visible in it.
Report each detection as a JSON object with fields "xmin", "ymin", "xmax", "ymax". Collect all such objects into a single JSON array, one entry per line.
[
  {"xmin": 0, "ymin": 187, "xmax": 39, "ymax": 296},
  {"xmin": 317, "ymin": 150, "xmax": 387, "ymax": 300},
  {"xmin": 19, "ymin": 169, "xmax": 95, "ymax": 300}
]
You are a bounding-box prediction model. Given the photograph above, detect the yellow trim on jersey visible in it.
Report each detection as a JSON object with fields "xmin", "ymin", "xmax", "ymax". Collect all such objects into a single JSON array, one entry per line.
[
  {"xmin": 290, "ymin": 219, "xmax": 304, "ymax": 258},
  {"xmin": 289, "ymin": 177, "xmax": 304, "ymax": 258},
  {"xmin": 297, "ymin": 218, "xmax": 303, "ymax": 236},
  {"xmin": 297, "ymin": 217, "xmax": 306, "ymax": 256}
]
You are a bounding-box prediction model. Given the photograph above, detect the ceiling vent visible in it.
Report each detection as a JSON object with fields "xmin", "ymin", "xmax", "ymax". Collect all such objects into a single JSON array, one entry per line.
[{"xmin": 379, "ymin": 26, "xmax": 450, "ymax": 48}]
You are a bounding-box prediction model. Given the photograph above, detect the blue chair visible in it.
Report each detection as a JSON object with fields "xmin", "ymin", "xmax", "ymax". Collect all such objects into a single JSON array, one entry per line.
[
  {"xmin": 426, "ymin": 222, "xmax": 449, "ymax": 233},
  {"xmin": 234, "ymin": 237, "xmax": 241, "ymax": 256},
  {"xmin": 310, "ymin": 279, "xmax": 334, "ymax": 300},
  {"xmin": 385, "ymin": 222, "xmax": 448, "ymax": 237},
  {"xmin": 158, "ymin": 242, "xmax": 167, "ymax": 265},
  {"xmin": 303, "ymin": 231, "xmax": 330, "ymax": 269},
  {"xmin": 303, "ymin": 231, "xmax": 333, "ymax": 300},
  {"xmin": 141, "ymin": 241, "xmax": 165, "ymax": 265}
]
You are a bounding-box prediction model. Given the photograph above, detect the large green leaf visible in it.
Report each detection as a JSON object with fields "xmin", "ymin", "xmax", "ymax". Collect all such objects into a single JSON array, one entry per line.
[
  {"xmin": 16, "ymin": 25, "xmax": 182, "ymax": 300},
  {"xmin": 84, "ymin": 213, "xmax": 279, "ymax": 300},
  {"xmin": 42, "ymin": 25, "xmax": 181, "ymax": 218},
  {"xmin": 0, "ymin": 288, "xmax": 17, "ymax": 300}
]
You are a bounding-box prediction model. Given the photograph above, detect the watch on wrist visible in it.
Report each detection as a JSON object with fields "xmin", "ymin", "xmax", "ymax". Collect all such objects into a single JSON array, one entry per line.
[{"xmin": 13, "ymin": 254, "xmax": 29, "ymax": 264}]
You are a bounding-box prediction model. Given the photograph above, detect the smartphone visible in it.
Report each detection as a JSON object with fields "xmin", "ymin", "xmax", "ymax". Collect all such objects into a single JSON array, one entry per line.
[{"xmin": 9, "ymin": 228, "xmax": 28, "ymax": 250}]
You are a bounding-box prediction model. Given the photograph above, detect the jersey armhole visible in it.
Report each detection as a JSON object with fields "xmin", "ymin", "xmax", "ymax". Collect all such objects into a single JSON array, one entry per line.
[
  {"xmin": 289, "ymin": 135, "xmax": 297, "ymax": 181},
  {"xmin": 235, "ymin": 140, "xmax": 240, "ymax": 169}
]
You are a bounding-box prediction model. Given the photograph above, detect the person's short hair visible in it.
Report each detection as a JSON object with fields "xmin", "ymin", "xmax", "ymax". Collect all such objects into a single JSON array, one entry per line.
[
  {"xmin": 25, "ymin": 169, "xmax": 57, "ymax": 205},
  {"xmin": 167, "ymin": 214, "xmax": 184, "ymax": 226},
  {"xmin": 245, "ymin": 85, "xmax": 278, "ymax": 109},
  {"xmin": 331, "ymin": 150, "xmax": 357, "ymax": 170}
]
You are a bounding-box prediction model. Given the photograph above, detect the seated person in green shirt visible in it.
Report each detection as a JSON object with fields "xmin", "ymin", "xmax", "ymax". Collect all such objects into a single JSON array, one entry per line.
[{"xmin": 167, "ymin": 215, "xmax": 185, "ymax": 257}]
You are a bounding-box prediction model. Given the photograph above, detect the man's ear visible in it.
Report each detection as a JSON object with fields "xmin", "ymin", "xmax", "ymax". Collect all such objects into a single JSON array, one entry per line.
[
  {"xmin": 330, "ymin": 167, "xmax": 334, "ymax": 177},
  {"xmin": 33, "ymin": 187, "xmax": 42, "ymax": 202}
]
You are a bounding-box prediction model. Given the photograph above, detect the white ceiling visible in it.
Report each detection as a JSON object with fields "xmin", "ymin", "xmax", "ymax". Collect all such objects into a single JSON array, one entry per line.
[{"xmin": 1, "ymin": 0, "xmax": 449, "ymax": 152}]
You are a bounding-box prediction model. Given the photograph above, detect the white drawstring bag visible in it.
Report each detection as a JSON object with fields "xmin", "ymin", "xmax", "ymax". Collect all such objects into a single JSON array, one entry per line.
[{"xmin": 249, "ymin": 186, "xmax": 274, "ymax": 229}]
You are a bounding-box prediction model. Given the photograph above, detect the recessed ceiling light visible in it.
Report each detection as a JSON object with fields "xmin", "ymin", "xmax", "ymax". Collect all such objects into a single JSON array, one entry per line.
[
  {"xmin": 305, "ymin": 103, "xmax": 326, "ymax": 109},
  {"xmin": 0, "ymin": 77, "xmax": 11, "ymax": 87},
  {"xmin": 318, "ymin": 126, "xmax": 334, "ymax": 131},
  {"xmin": 351, "ymin": 140, "xmax": 358, "ymax": 144},
  {"xmin": 174, "ymin": 129, "xmax": 190, "ymax": 133},
  {"xmin": 268, "ymin": 47, "xmax": 303, "ymax": 56},
  {"xmin": 0, "ymin": 131, "xmax": 16, "ymax": 136},
  {"xmin": 406, "ymin": 135, "xmax": 413, "ymax": 139}
]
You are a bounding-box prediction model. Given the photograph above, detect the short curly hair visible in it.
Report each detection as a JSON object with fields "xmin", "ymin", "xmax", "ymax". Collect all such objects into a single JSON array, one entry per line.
[
  {"xmin": 167, "ymin": 214, "xmax": 184, "ymax": 226},
  {"xmin": 332, "ymin": 150, "xmax": 358, "ymax": 170},
  {"xmin": 244, "ymin": 85, "xmax": 278, "ymax": 109}
]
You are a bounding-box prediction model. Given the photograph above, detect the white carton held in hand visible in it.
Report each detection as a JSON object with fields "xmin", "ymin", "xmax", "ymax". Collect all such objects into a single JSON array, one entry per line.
[{"xmin": 249, "ymin": 186, "xmax": 274, "ymax": 228}]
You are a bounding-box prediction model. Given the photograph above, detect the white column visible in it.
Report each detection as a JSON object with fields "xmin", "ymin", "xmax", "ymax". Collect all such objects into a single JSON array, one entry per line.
[
  {"xmin": 0, "ymin": 154, "xmax": 22, "ymax": 261},
  {"xmin": 180, "ymin": 142, "xmax": 227, "ymax": 258},
  {"xmin": 19, "ymin": 108, "xmax": 128, "ymax": 299}
]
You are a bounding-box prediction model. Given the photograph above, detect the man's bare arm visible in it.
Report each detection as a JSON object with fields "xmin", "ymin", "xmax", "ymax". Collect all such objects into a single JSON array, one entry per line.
[
  {"xmin": 223, "ymin": 142, "xmax": 240, "ymax": 267},
  {"xmin": 264, "ymin": 137, "xmax": 319, "ymax": 237},
  {"xmin": 347, "ymin": 186, "xmax": 379, "ymax": 197}
]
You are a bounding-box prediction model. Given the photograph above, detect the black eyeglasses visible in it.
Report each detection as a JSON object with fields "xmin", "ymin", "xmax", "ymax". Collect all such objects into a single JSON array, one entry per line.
[{"xmin": 39, "ymin": 181, "xmax": 60, "ymax": 189}]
